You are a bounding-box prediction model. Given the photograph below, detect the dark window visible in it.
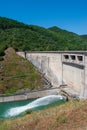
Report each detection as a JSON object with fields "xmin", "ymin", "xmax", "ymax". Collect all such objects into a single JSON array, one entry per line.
[
  {"xmin": 71, "ymin": 55, "xmax": 75, "ymax": 60},
  {"xmin": 77, "ymin": 56, "xmax": 83, "ymax": 61},
  {"xmin": 64, "ymin": 55, "xmax": 69, "ymax": 59}
]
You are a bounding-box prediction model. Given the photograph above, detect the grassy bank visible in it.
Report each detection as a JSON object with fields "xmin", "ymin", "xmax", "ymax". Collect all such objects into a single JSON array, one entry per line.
[
  {"xmin": 0, "ymin": 47, "xmax": 46, "ymax": 94},
  {"xmin": 0, "ymin": 100, "xmax": 87, "ymax": 130}
]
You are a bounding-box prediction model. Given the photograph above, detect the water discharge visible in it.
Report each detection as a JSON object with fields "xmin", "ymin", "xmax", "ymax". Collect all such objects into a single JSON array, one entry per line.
[{"xmin": 0, "ymin": 95, "xmax": 66, "ymax": 119}]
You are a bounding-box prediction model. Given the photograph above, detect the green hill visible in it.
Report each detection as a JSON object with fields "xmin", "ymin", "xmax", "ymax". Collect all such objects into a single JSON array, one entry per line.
[
  {"xmin": 48, "ymin": 26, "xmax": 87, "ymax": 50},
  {"xmin": 0, "ymin": 16, "xmax": 87, "ymax": 60},
  {"xmin": 80, "ymin": 35, "xmax": 87, "ymax": 40},
  {"xmin": 0, "ymin": 16, "xmax": 29, "ymax": 29}
]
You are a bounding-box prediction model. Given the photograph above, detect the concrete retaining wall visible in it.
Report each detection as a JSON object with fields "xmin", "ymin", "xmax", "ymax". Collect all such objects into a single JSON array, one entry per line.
[{"xmin": 0, "ymin": 88, "xmax": 59, "ymax": 102}]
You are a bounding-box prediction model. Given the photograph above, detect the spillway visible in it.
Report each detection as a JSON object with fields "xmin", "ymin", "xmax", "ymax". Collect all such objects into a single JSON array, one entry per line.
[{"xmin": 0, "ymin": 95, "xmax": 66, "ymax": 119}]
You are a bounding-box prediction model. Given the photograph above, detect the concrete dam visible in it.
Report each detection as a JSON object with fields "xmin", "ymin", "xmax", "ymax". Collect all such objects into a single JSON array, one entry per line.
[{"xmin": 17, "ymin": 51, "xmax": 87, "ymax": 99}]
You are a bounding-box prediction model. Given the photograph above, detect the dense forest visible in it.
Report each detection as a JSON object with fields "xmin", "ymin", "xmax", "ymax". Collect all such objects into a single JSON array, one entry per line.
[
  {"xmin": 0, "ymin": 16, "xmax": 87, "ymax": 60},
  {"xmin": 81, "ymin": 35, "xmax": 87, "ymax": 40}
]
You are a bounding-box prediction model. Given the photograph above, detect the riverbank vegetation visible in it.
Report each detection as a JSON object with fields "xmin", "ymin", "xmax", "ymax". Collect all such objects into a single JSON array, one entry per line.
[{"xmin": 0, "ymin": 100, "xmax": 87, "ymax": 130}]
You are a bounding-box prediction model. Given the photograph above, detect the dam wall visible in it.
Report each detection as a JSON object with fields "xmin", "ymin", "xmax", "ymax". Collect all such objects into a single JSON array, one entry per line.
[
  {"xmin": 17, "ymin": 51, "xmax": 87, "ymax": 99},
  {"xmin": 26, "ymin": 53, "xmax": 63, "ymax": 88}
]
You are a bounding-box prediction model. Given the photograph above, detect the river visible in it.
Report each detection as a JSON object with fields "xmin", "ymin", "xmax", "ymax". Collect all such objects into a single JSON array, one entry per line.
[{"xmin": 0, "ymin": 95, "xmax": 66, "ymax": 119}]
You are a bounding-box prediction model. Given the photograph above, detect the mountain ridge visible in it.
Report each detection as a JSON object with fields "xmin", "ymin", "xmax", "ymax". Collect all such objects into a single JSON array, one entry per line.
[{"xmin": 0, "ymin": 16, "xmax": 87, "ymax": 60}]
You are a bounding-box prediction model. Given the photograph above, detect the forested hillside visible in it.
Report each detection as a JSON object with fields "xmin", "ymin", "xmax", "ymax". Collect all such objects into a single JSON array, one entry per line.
[
  {"xmin": 0, "ymin": 16, "xmax": 87, "ymax": 60},
  {"xmin": 81, "ymin": 35, "xmax": 87, "ymax": 40}
]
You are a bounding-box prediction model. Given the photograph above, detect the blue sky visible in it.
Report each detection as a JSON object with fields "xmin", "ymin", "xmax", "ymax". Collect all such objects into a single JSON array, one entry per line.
[{"xmin": 0, "ymin": 0, "xmax": 87, "ymax": 34}]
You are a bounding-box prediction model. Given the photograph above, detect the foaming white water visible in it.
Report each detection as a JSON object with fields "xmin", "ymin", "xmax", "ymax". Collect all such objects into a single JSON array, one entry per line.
[{"xmin": 5, "ymin": 95, "xmax": 66, "ymax": 118}]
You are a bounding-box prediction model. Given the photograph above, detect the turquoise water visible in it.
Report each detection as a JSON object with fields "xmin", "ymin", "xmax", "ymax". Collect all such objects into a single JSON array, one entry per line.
[{"xmin": 0, "ymin": 95, "xmax": 66, "ymax": 119}]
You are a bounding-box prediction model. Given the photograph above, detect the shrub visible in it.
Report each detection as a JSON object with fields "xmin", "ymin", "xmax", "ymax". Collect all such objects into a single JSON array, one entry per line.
[
  {"xmin": 57, "ymin": 115, "xmax": 67, "ymax": 123},
  {"xmin": 25, "ymin": 109, "xmax": 32, "ymax": 115}
]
